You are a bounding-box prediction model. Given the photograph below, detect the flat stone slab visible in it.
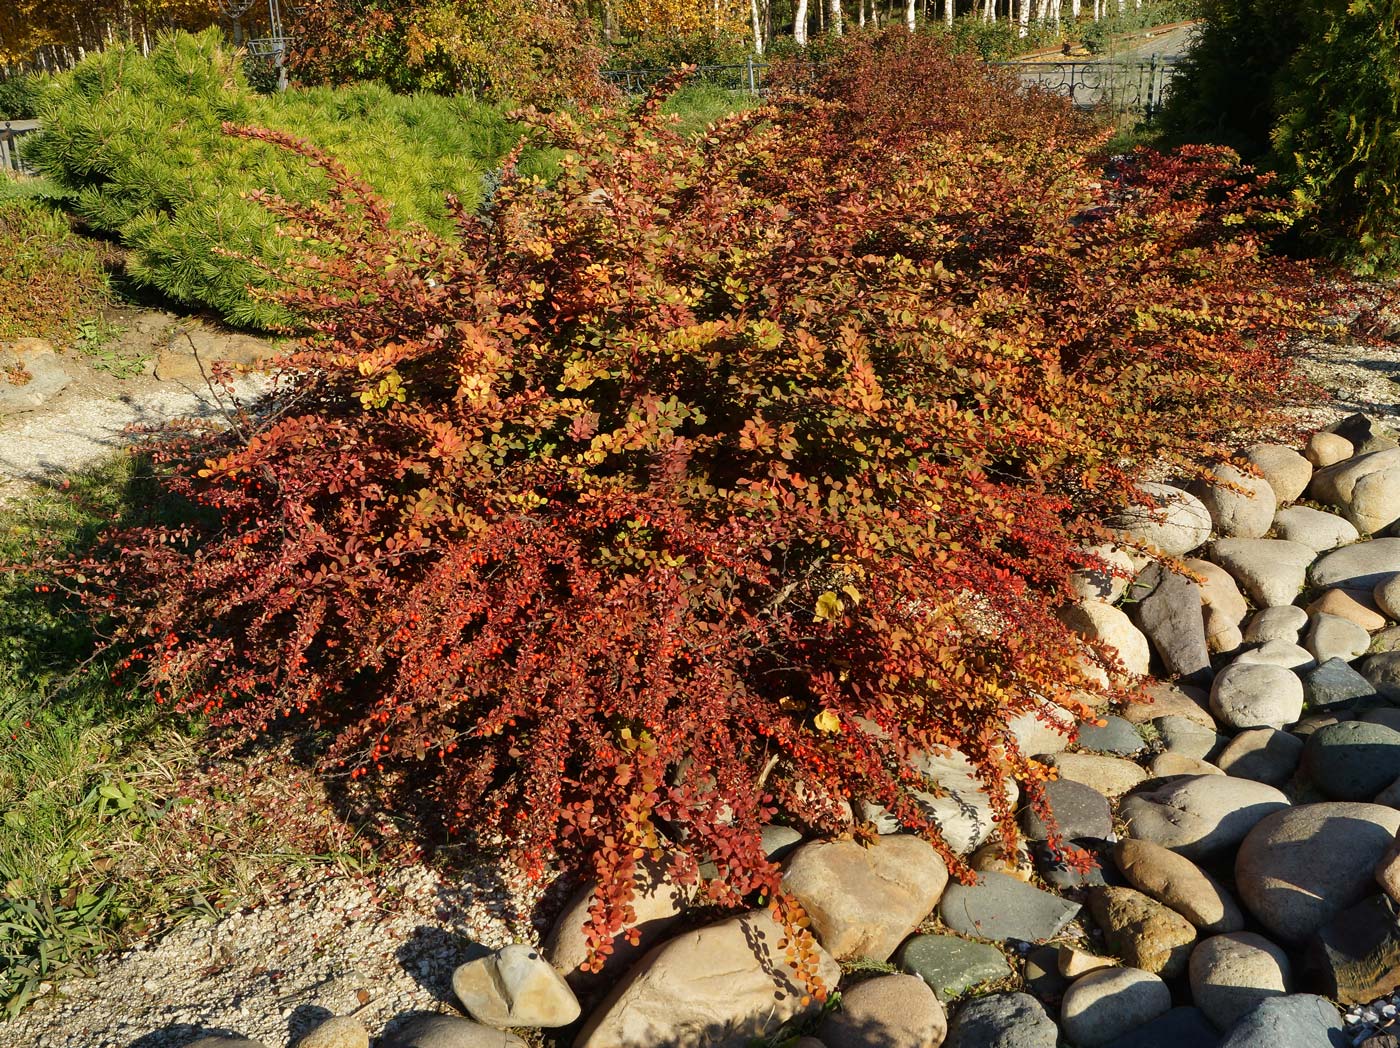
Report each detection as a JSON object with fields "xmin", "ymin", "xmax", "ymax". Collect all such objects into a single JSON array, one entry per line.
[
  {"xmin": 897, "ymin": 934, "xmax": 1012, "ymax": 1000},
  {"xmin": 945, "ymin": 992, "xmax": 1059, "ymax": 1048},
  {"xmin": 0, "ymin": 340, "xmax": 71, "ymax": 416},
  {"xmin": 939, "ymin": 871, "xmax": 1080, "ymax": 944},
  {"xmin": 1077, "ymin": 715, "xmax": 1147, "ymax": 756}
]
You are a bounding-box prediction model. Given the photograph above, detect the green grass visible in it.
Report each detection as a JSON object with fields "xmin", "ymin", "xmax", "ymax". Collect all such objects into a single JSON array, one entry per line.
[
  {"xmin": 0, "ymin": 460, "xmax": 373, "ymax": 1018},
  {"xmin": 662, "ymin": 83, "xmax": 757, "ymax": 136}
]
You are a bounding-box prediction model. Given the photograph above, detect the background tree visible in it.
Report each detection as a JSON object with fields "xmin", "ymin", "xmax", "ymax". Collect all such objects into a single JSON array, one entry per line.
[
  {"xmin": 289, "ymin": 0, "xmax": 610, "ymax": 104},
  {"xmin": 1272, "ymin": 0, "xmax": 1400, "ymax": 274}
]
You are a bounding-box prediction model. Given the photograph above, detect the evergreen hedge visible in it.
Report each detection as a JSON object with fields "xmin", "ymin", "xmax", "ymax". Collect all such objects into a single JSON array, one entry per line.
[{"xmin": 28, "ymin": 30, "xmax": 553, "ymax": 330}]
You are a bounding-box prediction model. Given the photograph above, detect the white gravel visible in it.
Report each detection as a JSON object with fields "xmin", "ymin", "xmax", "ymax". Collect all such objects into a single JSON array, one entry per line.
[
  {"xmin": 0, "ymin": 374, "xmax": 269, "ymax": 487},
  {"xmin": 11, "ymin": 860, "xmax": 551, "ymax": 1048}
]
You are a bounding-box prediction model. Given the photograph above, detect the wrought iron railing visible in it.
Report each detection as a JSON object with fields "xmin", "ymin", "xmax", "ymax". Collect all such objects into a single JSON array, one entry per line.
[
  {"xmin": 0, "ymin": 119, "xmax": 40, "ymax": 174},
  {"xmin": 602, "ymin": 60, "xmax": 768, "ymax": 96},
  {"xmin": 992, "ymin": 54, "xmax": 1183, "ymax": 119},
  {"xmin": 604, "ymin": 54, "xmax": 1184, "ymax": 118}
]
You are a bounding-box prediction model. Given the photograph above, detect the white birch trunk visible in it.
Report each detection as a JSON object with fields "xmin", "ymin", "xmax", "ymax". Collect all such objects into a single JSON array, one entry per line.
[
  {"xmin": 909, "ymin": 0, "xmax": 919, "ymax": 30},
  {"xmin": 751, "ymin": 0, "xmax": 765, "ymax": 53},
  {"xmin": 830, "ymin": 0, "xmax": 844, "ymax": 34},
  {"xmin": 795, "ymin": 0, "xmax": 809, "ymax": 43},
  {"xmin": 1017, "ymin": 0, "xmax": 1031, "ymax": 36}
]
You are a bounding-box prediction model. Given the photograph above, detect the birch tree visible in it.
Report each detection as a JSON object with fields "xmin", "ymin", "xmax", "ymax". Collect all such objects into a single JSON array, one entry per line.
[{"xmin": 794, "ymin": 0, "xmax": 808, "ymax": 43}]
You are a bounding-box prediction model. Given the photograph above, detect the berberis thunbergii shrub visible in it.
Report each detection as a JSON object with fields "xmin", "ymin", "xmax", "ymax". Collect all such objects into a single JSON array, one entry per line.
[{"xmin": 48, "ymin": 31, "xmax": 1315, "ymax": 994}]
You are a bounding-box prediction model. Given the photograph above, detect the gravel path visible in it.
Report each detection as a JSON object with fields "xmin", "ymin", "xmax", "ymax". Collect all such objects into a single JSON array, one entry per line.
[
  {"xmin": 0, "ymin": 375, "xmax": 269, "ymax": 486},
  {"xmin": 14, "ymin": 861, "xmax": 552, "ymax": 1048}
]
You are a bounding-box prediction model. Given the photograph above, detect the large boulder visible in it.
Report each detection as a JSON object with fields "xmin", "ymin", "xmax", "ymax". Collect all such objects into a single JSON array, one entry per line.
[
  {"xmin": 1306, "ymin": 613, "xmax": 1372, "ymax": 664},
  {"xmin": 945, "ymin": 992, "xmax": 1059, "ymax": 1048},
  {"xmin": 818, "ymin": 974, "xmax": 947, "ymax": 1048},
  {"xmin": 781, "ymin": 835, "xmax": 948, "ymax": 962},
  {"xmin": 1060, "ymin": 968, "xmax": 1171, "ymax": 1047},
  {"xmin": 1210, "ymin": 662, "xmax": 1304, "ymax": 731},
  {"xmin": 1235, "ymin": 802, "xmax": 1400, "ymax": 943},
  {"xmin": 1214, "ymin": 728, "xmax": 1304, "ymax": 788},
  {"xmin": 1127, "ymin": 564, "xmax": 1212, "ymax": 682},
  {"xmin": 1273, "ymin": 506, "xmax": 1359, "ymax": 553},
  {"xmin": 1301, "ymin": 720, "xmax": 1400, "ymax": 800},
  {"xmin": 1363, "ymin": 651, "xmax": 1400, "ymax": 701},
  {"xmin": 1211, "ymin": 539, "xmax": 1316, "ymax": 607},
  {"xmin": 1111, "ymin": 483, "xmax": 1213, "ymax": 557},
  {"xmin": 573, "ymin": 909, "xmax": 840, "ymax": 1048},
  {"xmin": 1215, "ymin": 994, "xmax": 1345, "ymax": 1048},
  {"xmin": 1309, "ymin": 586, "xmax": 1387, "ymax": 630},
  {"xmin": 1019, "ymin": 778, "xmax": 1112, "ymax": 842},
  {"xmin": 1243, "ymin": 605, "xmax": 1309, "ymax": 645},
  {"xmin": 1122, "ymin": 681, "xmax": 1215, "ymax": 729},
  {"xmin": 897, "ymin": 934, "xmax": 1012, "ymax": 1000},
  {"xmin": 1310, "ymin": 447, "xmax": 1400, "ymax": 534},
  {"xmin": 387, "ymin": 1017, "xmax": 527, "ymax": 1048},
  {"xmin": 1301, "ymin": 658, "xmax": 1380, "ymax": 712},
  {"xmin": 1113, "ymin": 837, "xmax": 1243, "ymax": 934},
  {"xmin": 1120, "ymin": 775, "xmax": 1290, "ymax": 861},
  {"xmin": 857, "ymin": 749, "xmax": 1015, "ymax": 854},
  {"xmin": 1088, "ymin": 885, "xmax": 1197, "ymax": 977},
  {"xmin": 1242, "ymin": 444, "xmax": 1313, "ymax": 504},
  {"xmin": 453, "ymin": 945, "xmax": 580, "ymax": 1028},
  {"xmin": 1051, "ymin": 753, "xmax": 1149, "ymax": 798},
  {"xmin": 1306, "ymin": 430, "xmax": 1354, "ymax": 468},
  {"xmin": 1312, "ymin": 538, "xmax": 1400, "ymax": 591},
  {"xmin": 1059, "ymin": 601, "xmax": 1152, "ymax": 678},
  {"xmin": 1070, "ymin": 544, "xmax": 1139, "ymax": 603},
  {"xmin": 938, "ymin": 871, "xmax": 1080, "ymax": 944},
  {"xmin": 1307, "ymin": 893, "xmax": 1400, "ymax": 1005},
  {"xmin": 1188, "ymin": 932, "xmax": 1291, "ymax": 1032},
  {"xmin": 543, "ymin": 865, "xmax": 686, "ymax": 999},
  {"xmin": 1192, "ymin": 463, "xmax": 1277, "ymax": 539}
]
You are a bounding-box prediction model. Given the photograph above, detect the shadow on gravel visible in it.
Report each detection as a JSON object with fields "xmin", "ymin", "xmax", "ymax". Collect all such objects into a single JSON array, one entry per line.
[
  {"xmin": 287, "ymin": 1003, "xmax": 334, "ymax": 1044},
  {"xmin": 126, "ymin": 1023, "xmax": 247, "ymax": 1048},
  {"xmin": 394, "ymin": 925, "xmax": 492, "ymax": 1002}
]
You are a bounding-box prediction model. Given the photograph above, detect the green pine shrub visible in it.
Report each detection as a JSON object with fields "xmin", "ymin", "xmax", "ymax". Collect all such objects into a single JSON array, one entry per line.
[
  {"xmin": 27, "ymin": 29, "xmax": 555, "ymax": 330},
  {"xmin": 1272, "ymin": 0, "xmax": 1400, "ymax": 275}
]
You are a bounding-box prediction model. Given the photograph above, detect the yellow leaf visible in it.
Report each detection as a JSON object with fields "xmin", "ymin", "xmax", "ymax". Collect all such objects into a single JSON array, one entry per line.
[
  {"xmin": 814, "ymin": 709, "xmax": 841, "ymax": 733},
  {"xmin": 814, "ymin": 591, "xmax": 844, "ymax": 623}
]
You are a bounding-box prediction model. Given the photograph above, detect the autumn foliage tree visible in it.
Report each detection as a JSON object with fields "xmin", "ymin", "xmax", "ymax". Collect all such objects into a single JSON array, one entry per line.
[
  {"xmin": 50, "ymin": 31, "xmax": 1312, "ymax": 985},
  {"xmin": 288, "ymin": 0, "xmax": 611, "ymax": 105}
]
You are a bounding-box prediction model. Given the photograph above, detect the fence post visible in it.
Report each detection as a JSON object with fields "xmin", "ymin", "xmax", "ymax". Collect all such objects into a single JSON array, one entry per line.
[
  {"xmin": 747, "ymin": 56, "xmax": 757, "ymax": 96},
  {"xmin": 1145, "ymin": 53, "xmax": 1158, "ymax": 121}
]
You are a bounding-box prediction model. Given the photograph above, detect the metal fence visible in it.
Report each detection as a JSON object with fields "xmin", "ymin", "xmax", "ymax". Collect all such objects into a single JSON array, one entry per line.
[
  {"xmin": 0, "ymin": 120, "xmax": 40, "ymax": 174},
  {"xmin": 993, "ymin": 55, "xmax": 1183, "ymax": 120},
  {"xmin": 604, "ymin": 54, "xmax": 1183, "ymax": 118},
  {"xmin": 603, "ymin": 60, "xmax": 768, "ymax": 96}
]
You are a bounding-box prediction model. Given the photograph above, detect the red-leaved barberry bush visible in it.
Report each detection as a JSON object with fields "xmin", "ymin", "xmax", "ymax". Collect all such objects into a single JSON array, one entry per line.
[{"xmin": 46, "ymin": 29, "xmax": 1316, "ymax": 990}]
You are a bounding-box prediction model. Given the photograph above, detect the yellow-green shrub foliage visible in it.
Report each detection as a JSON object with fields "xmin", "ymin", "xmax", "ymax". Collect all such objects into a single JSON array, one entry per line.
[
  {"xmin": 1273, "ymin": 0, "xmax": 1400, "ymax": 274},
  {"xmin": 27, "ymin": 29, "xmax": 553, "ymax": 330}
]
